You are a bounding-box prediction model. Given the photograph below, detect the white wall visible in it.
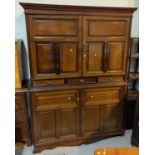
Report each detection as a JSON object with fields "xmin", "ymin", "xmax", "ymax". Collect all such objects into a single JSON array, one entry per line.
[{"xmin": 15, "ymin": 0, "xmax": 139, "ymax": 78}]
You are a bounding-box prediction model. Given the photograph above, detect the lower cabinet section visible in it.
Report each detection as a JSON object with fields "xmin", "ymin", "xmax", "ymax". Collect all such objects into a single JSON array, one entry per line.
[{"xmin": 30, "ymin": 86, "xmax": 125, "ymax": 153}]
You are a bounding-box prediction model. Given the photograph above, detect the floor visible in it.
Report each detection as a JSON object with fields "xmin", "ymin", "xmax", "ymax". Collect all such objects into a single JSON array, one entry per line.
[{"xmin": 16, "ymin": 130, "xmax": 132, "ymax": 155}]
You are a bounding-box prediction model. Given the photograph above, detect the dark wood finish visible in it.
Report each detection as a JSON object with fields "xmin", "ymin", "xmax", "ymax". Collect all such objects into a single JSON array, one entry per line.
[
  {"xmin": 126, "ymin": 38, "xmax": 139, "ymax": 129},
  {"xmin": 20, "ymin": 3, "xmax": 136, "ymax": 153},
  {"xmin": 131, "ymin": 97, "xmax": 139, "ymax": 146},
  {"xmin": 15, "ymin": 88, "xmax": 31, "ymax": 146}
]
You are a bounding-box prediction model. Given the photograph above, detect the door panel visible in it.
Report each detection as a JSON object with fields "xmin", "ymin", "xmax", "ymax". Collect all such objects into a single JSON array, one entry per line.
[
  {"xmin": 82, "ymin": 87, "xmax": 124, "ymax": 136},
  {"xmin": 83, "ymin": 105, "xmax": 100, "ymax": 136},
  {"xmin": 106, "ymin": 42, "xmax": 125, "ymax": 73},
  {"xmin": 37, "ymin": 111, "xmax": 57, "ymax": 140},
  {"xmin": 36, "ymin": 43, "xmax": 56, "ymax": 73},
  {"xmin": 28, "ymin": 15, "xmax": 82, "ymax": 79},
  {"xmin": 83, "ymin": 16, "xmax": 129, "ymax": 76},
  {"xmin": 58, "ymin": 108, "xmax": 78, "ymax": 138},
  {"xmin": 33, "ymin": 42, "xmax": 81, "ymax": 79},
  {"xmin": 83, "ymin": 42, "xmax": 105, "ymax": 76},
  {"xmin": 100, "ymin": 104, "xmax": 122, "ymax": 131},
  {"xmin": 34, "ymin": 19, "xmax": 79, "ymax": 36},
  {"xmin": 60, "ymin": 43, "xmax": 79, "ymax": 73},
  {"xmin": 32, "ymin": 90, "xmax": 79, "ymax": 142},
  {"xmin": 88, "ymin": 20, "xmax": 126, "ymax": 36}
]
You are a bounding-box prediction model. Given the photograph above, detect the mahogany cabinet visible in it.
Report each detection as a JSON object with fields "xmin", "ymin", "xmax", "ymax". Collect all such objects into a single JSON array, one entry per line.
[{"xmin": 21, "ymin": 3, "xmax": 136, "ymax": 153}]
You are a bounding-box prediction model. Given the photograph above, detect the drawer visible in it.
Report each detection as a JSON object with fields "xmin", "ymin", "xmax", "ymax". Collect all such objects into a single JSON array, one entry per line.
[
  {"xmin": 98, "ymin": 76, "xmax": 124, "ymax": 83},
  {"xmin": 34, "ymin": 90, "xmax": 78, "ymax": 111},
  {"xmin": 33, "ymin": 17, "xmax": 79, "ymax": 36},
  {"xmin": 15, "ymin": 112, "xmax": 27, "ymax": 124},
  {"xmin": 33, "ymin": 79, "xmax": 64, "ymax": 87},
  {"xmin": 66, "ymin": 78, "xmax": 97, "ymax": 85},
  {"xmin": 85, "ymin": 87, "xmax": 122, "ymax": 104}
]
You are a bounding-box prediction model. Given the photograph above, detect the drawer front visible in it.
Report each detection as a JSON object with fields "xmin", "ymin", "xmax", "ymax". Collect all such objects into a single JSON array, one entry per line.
[
  {"xmin": 33, "ymin": 90, "xmax": 78, "ymax": 111},
  {"xmin": 32, "ymin": 79, "xmax": 65, "ymax": 87},
  {"xmin": 66, "ymin": 77, "xmax": 96, "ymax": 85},
  {"xmin": 98, "ymin": 76, "xmax": 124, "ymax": 83},
  {"xmin": 32, "ymin": 16, "xmax": 81, "ymax": 37},
  {"xmin": 15, "ymin": 112, "xmax": 27, "ymax": 124},
  {"xmin": 85, "ymin": 87, "xmax": 122, "ymax": 104}
]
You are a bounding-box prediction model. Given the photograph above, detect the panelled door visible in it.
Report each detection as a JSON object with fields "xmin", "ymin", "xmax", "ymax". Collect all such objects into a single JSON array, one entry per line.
[
  {"xmin": 82, "ymin": 87, "xmax": 124, "ymax": 136},
  {"xmin": 83, "ymin": 16, "xmax": 130, "ymax": 76},
  {"xmin": 28, "ymin": 15, "xmax": 82, "ymax": 79},
  {"xmin": 31, "ymin": 90, "xmax": 80, "ymax": 143}
]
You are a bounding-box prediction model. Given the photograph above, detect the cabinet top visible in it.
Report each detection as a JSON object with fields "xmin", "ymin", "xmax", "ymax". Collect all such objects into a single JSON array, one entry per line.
[{"xmin": 20, "ymin": 3, "xmax": 137, "ymax": 15}]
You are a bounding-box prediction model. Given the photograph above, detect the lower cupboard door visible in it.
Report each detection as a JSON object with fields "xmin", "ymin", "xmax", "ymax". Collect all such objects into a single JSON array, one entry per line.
[
  {"xmin": 82, "ymin": 104, "xmax": 123, "ymax": 136},
  {"xmin": 35, "ymin": 107, "xmax": 79, "ymax": 142},
  {"xmin": 36, "ymin": 110, "xmax": 57, "ymax": 142},
  {"xmin": 100, "ymin": 104, "xmax": 123, "ymax": 132},
  {"xmin": 57, "ymin": 107, "xmax": 79, "ymax": 139}
]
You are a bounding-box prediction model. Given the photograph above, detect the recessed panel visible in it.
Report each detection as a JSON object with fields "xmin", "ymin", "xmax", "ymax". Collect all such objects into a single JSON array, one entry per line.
[
  {"xmin": 87, "ymin": 43, "xmax": 104, "ymax": 72},
  {"xmin": 60, "ymin": 43, "xmax": 78, "ymax": 73},
  {"xmin": 88, "ymin": 20, "xmax": 126, "ymax": 36},
  {"xmin": 38, "ymin": 111, "xmax": 56, "ymax": 140},
  {"xmin": 59, "ymin": 108, "xmax": 77, "ymax": 137},
  {"xmin": 84, "ymin": 106, "xmax": 100, "ymax": 135},
  {"xmin": 34, "ymin": 19, "xmax": 79, "ymax": 36},
  {"xmin": 101, "ymin": 105, "xmax": 121, "ymax": 131},
  {"xmin": 107, "ymin": 42, "xmax": 124, "ymax": 70},
  {"xmin": 36, "ymin": 44, "xmax": 55, "ymax": 73}
]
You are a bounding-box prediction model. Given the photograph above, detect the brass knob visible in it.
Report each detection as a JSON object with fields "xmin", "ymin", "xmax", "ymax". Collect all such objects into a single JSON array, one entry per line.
[
  {"xmin": 80, "ymin": 79, "xmax": 84, "ymax": 83},
  {"xmin": 70, "ymin": 49, "xmax": 73, "ymax": 52},
  {"xmin": 83, "ymin": 54, "xmax": 86, "ymax": 57},
  {"xmin": 68, "ymin": 97, "xmax": 71, "ymax": 100},
  {"xmin": 90, "ymin": 95, "xmax": 94, "ymax": 98}
]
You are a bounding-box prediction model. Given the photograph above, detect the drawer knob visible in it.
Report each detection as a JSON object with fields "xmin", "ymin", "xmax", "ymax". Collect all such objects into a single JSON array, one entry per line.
[
  {"xmin": 80, "ymin": 79, "xmax": 84, "ymax": 83},
  {"xmin": 83, "ymin": 54, "xmax": 86, "ymax": 57},
  {"xmin": 76, "ymin": 97, "xmax": 79, "ymax": 101},
  {"xmin": 68, "ymin": 97, "xmax": 71, "ymax": 100},
  {"xmin": 94, "ymin": 54, "xmax": 97, "ymax": 57},
  {"xmin": 70, "ymin": 49, "xmax": 73, "ymax": 52},
  {"xmin": 90, "ymin": 95, "xmax": 94, "ymax": 98}
]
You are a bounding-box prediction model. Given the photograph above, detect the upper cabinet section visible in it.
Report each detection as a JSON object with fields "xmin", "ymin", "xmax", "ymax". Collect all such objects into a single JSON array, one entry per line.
[{"xmin": 21, "ymin": 3, "xmax": 136, "ymax": 80}]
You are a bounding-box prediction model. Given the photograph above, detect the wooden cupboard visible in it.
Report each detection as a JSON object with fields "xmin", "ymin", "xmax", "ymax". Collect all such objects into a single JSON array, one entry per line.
[{"xmin": 21, "ymin": 3, "xmax": 136, "ymax": 152}]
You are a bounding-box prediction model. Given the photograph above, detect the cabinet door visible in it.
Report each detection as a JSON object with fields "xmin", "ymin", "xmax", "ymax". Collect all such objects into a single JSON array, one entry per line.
[
  {"xmin": 28, "ymin": 15, "xmax": 82, "ymax": 79},
  {"xmin": 31, "ymin": 90, "xmax": 79, "ymax": 143},
  {"xmin": 83, "ymin": 16, "xmax": 130, "ymax": 76},
  {"xmin": 82, "ymin": 87, "xmax": 124, "ymax": 136}
]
